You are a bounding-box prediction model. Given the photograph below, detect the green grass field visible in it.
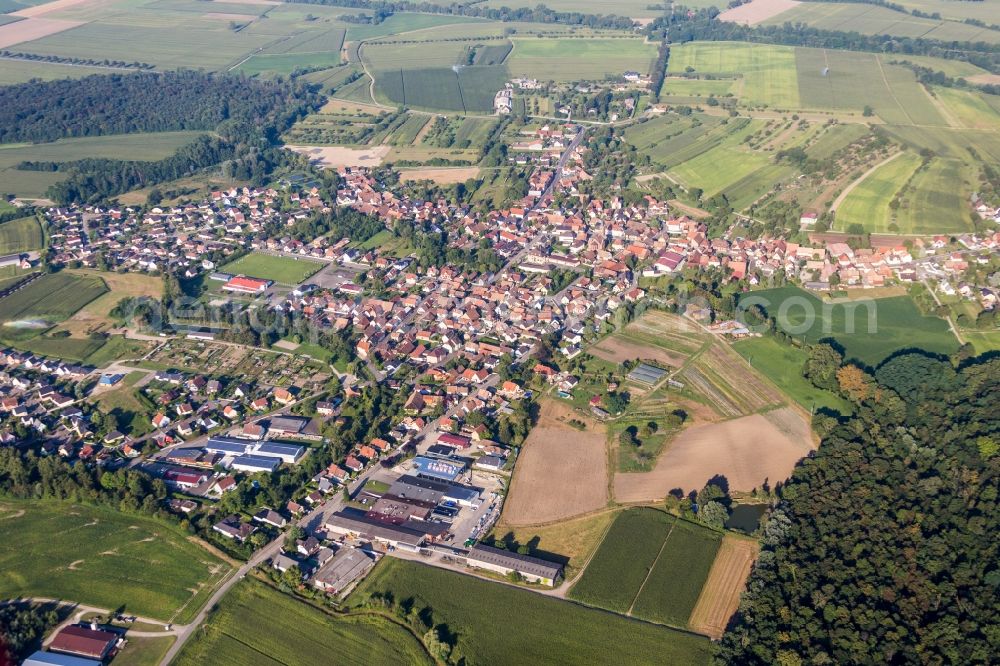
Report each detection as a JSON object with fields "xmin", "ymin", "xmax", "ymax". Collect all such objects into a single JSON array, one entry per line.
[
  {"xmin": 0, "ymin": 500, "xmax": 229, "ymax": 623},
  {"xmin": 732, "ymin": 337, "xmax": 853, "ymax": 414},
  {"xmin": 568, "ymin": 508, "xmax": 674, "ymax": 613},
  {"xmin": 668, "ymin": 42, "xmax": 799, "ymax": 109},
  {"xmin": 175, "ymin": 578, "xmax": 430, "ymax": 666},
  {"xmin": 0, "ymin": 216, "xmax": 43, "ymax": 254},
  {"xmin": 630, "ymin": 519, "xmax": 723, "ymax": 628},
  {"xmin": 0, "ymin": 131, "xmax": 208, "ymax": 198},
  {"xmin": 221, "ymin": 252, "xmax": 324, "ymax": 285},
  {"xmin": 351, "ymin": 558, "xmax": 712, "ymax": 665},
  {"xmin": 508, "ymin": 37, "xmax": 657, "ymax": 81},
  {"xmin": 0, "ymin": 59, "xmax": 121, "ymax": 86},
  {"xmin": 834, "ymin": 151, "xmax": 922, "ymax": 233},
  {"xmin": 893, "ymin": 158, "xmax": 972, "ymax": 234},
  {"xmin": 0, "ymin": 272, "xmax": 107, "ymax": 336},
  {"xmin": 761, "ymin": 2, "xmax": 1000, "ymax": 44},
  {"xmin": 743, "ymin": 287, "xmax": 959, "ymax": 365}
]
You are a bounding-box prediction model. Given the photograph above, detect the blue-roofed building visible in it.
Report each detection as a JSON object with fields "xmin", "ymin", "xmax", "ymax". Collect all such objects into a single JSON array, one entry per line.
[
  {"xmin": 253, "ymin": 442, "xmax": 305, "ymax": 464},
  {"xmin": 205, "ymin": 436, "xmax": 253, "ymax": 456},
  {"xmin": 412, "ymin": 456, "xmax": 465, "ymax": 482},
  {"xmin": 230, "ymin": 455, "xmax": 281, "ymax": 473},
  {"xmin": 23, "ymin": 651, "xmax": 102, "ymax": 666},
  {"xmin": 98, "ymin": 373, "xmax": 124, "ymax": 386}
]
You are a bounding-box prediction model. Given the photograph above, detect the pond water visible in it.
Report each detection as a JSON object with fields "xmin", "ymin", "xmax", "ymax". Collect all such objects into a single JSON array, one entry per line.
[{"xmin": 726, "ymin": 503, "xmax": 768, "ymax": 533}]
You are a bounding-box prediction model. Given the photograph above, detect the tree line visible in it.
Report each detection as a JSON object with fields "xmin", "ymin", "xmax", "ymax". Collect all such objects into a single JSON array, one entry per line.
[{"xmin": 287, "ymin": 0, "xmax": 636, "ymax": 30}]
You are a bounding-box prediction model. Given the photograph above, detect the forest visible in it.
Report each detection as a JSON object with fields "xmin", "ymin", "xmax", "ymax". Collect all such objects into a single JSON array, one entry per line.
[
  {"xmin": 718, "ymin": 352, "xmax": 1000, "ymax": 664},
  {"xmin": 0, "ymin": 71, "xmax": 323, "ymax": 203},
  {"xmin": 0, "ymin": 71, "xmax": 317, "ymax": 144}
]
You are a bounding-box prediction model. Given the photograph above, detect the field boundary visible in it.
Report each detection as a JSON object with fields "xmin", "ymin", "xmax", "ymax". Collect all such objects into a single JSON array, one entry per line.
[{"xmin": 626, "ymin": 519, "xmax": 677, "ymax": 616}]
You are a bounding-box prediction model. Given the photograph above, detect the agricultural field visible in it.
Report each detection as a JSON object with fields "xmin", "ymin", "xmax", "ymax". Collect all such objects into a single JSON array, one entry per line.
[
  {"xmin": 0, "ymin": 215, "xmax": 43, "ymax": 254},
  {"xmin": 630, "ymin": 518, "xmax": 724, "ymax": 628},
  {"xmin": 221, "ymin": 252, "xmax": 324, "ymax": 285},
  {"xmin": 0, "ymin": 58, "xmax": 120, "ymax": 85},
  {"xmin": 568, "ymin": 508, "xmax": 676, "ymax": 614},
  {"xmin": 688, "ymin": 535, "xmax": 760, "ymax": 639},
  {"xmin": 351, "ymin": 558, "xmax": 713, "ymax": 665},
  {"xmin": 667, "ymin": 42, "xmax": 800, "ymax": 109},
  {"xmin": 833, "ymin": 151, "xmax": 922, "ymax": 233},
  {"xmin": 0, "ymin": 500, "xmax": 230, "ymax": 623},
  {"xmin": 48, "ymin": 268, "xmax": 163, "ymax": 339},
  {"xmin": 0, "ymin": 131, "xmax": 208, "ymax": 199},
  {"xmin": 614, "ymin": 407, "xmax": 813, "ymax": 502},
  {"xmin": 374, "ymin": 65, "xmax": 508, "ymax": 113},
  {"xmin": 175, "ymin": 578, "xmax": 431, "ymax": 666},
  {"xmin": 760, "ymin": 2, "xmax": 1000, "ymax": 45},
  {"xmin": 743, "ymin": 286, "xmax": 959, "ymax": 364},
  {"xmin": 591, "ymin": 310, "xmax": 709, "ymax": 367},
  {"xmin": 931, "ymin": 86, "xmax": 1000, "ymax": 131},
  {"xmin": 480, "ymin": 0, "xmax": 669, "ymax": 18},
  {"xmin": 732, "ymin": 336, "xmax": 853, "ymax": 414},
  {"xmin": 892, "ymin": 158, "xmax": 972, "ymax": 234},
  {"xmin": 0, "ymin": 271, "xmax": 107, "ymax": 340},
  {"xmin": 502, "ymin": 399, "xmax": 608, "ymax": 526},
  {"xmin": 508, "ymin": 36, "xmax": 657, "ymax": 82}
]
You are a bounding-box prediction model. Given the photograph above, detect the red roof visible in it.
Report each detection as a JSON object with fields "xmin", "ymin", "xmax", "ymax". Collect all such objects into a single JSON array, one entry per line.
[
  {"xmin": 50, "ymin": 625, "xmax": 118, "ymax": 659},
  {"xmin": 225, "ymin": 276, "xmax": 270, "ymax": 292}
]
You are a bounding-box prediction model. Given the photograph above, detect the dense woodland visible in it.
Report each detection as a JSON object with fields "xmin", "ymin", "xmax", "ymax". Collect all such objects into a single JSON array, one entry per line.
[
  {"xmin": 0, "ymin": 71, "xmax": 315, "ymax": 144},
  {"xmin": 719, "ymin": 353, "xmax": 1000, "ymax": 664},
  {"xmin": 0, "ymin": 72, "xmax": 322, "ymax": 203},
  {"xmin": 0, "ymin": 602, "xmax": 59, "ymax": 664}
]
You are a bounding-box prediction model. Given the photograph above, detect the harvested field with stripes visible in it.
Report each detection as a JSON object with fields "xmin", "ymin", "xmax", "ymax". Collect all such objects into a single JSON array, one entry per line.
[{"xmin": 689, "ymin": 535, "xmax": 759, "ymax": 639}]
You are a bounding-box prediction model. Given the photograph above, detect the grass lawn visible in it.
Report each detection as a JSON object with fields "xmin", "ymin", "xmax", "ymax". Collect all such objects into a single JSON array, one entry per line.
[
  {"xmin": 630, "ymin": 519, "xmax": 723, "ymax": 628},
  {"xmin": 221, "ymin": 252, "xmax": 324, "ymax": 285},
  {"xmin": 732, "ymin": 337, "xmax": 853, "ymax": 414},
  {"xmin": 0, "ymin": 500, "xmax": 230, "ymax": 624},
  {"xmin": 0, "ymin": 216, "xmax": 44, "ymax": 254},
  {"xmin": 568, "ymin": 508, "xmax": 675, "ymax": 613},
  {"xmin": 84, "ymin": 336, "xmax": 152, "ymax": 368},
  {"xmin": 351, "ymin": 558, "xmax": 712, "ymax": 665},
  {"xmin": 175, "ymin": 578, "xmax": 431, "ymax": 666},
  {"xmin": 742, "ymin": 287, "xmax": 959, "ymax": 366},
  {"xmin": 963, "ymin": 330, "xmax": 1000, "ymax": 354},
  {"xmin": 113, "ymin": 635, "xmax": 175, "ymax": 666}
]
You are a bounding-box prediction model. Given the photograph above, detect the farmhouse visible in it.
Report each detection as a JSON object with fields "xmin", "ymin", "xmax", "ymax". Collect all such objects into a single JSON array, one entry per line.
[
  {"xmin": 465, "ymin": 544, "xmax": 564, "ymax": 585},
  {"xmin": 222, "ymin": 275, "xmax": 272, "ymax": 294}
]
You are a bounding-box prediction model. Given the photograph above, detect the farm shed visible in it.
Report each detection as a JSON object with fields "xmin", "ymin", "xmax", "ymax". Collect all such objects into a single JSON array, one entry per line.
[
  {"xmin": 627, "ymin": 363, "xmax": 668, "ymax": 385},
  {"xmin": 465, "ymin": 544, "xmax": 564, "ymax": 586}
]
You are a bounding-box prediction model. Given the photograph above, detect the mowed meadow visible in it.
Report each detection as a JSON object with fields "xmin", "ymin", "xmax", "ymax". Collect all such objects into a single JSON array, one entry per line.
[{"xmin": 0, "ymin": 500, "xmax": 230, "ymax": 623}]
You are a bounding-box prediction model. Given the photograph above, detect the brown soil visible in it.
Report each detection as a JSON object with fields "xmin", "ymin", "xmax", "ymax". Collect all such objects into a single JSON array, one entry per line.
[
  {"xmin": 689, "ymin": 535, "xmax": 760, "ymax": 639},
  {"xmin": 718, "ymin": 0, "xmax": 800, "ymax": 25},
  {"xmin": 0, "ymin": 18, "xmax": 82, "ymax": 48},
  {"xmin": 614, "ymin": 407, "xmax": 813, "ymax": 502},
  {"xmin": 590, "ymin": 337, "xmax": 685, "ymax": 368},
  {"xmin": 285, "ymin": 144, "xmax": 390, "ymax": 168},
  {"xmin": 502, "ymin": 400, "xmax": 609, "ymax": 526}
]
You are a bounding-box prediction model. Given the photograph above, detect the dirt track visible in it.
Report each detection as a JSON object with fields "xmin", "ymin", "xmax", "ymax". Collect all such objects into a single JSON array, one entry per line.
[
  {"xmin": 503, "ymin": 401, "xmax": 608, "ymax": 526},
  {"xmin": 689, "ymin": 535, "xmax": 759, "ymax": 638},
  {"xmin": 614, "ymin": 407, "xmax": 813, "ymax": 501}
]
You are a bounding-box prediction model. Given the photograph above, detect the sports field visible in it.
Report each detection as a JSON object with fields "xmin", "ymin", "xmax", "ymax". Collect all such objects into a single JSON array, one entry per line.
[
  {"xmin": 0, "ymin": 216, "xmax": 43, "ymax": 254},
  {"xmin": 742, "ymin": 287, "xmax": 959, "ymax": 364},
  {"xmin": 0, "ymin": 500, "xmax": 230, "ymax": 623},
  {"xmin": 0, "ymin": 271, "xmax": 107, "ymax": 335},
  {"xmin": 508, "ymin": 37, "xmax": 657, "ymax": 82},
  {"xmin": 351, "ymin": 558, "xmax": 712, "ymax": 665},
  {"xmin": 221, "ymin": 252, "xmax": 324, "ymax": 285},
  {"xmin": 175, "ymin": 578, "xmax": 430, "ymax": 666}
]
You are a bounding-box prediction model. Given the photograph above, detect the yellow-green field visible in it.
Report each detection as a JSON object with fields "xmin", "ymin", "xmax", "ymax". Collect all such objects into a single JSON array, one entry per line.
[{"xmin": 508, "ymin": 37, "xmax": 657, "ymax": 81}]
